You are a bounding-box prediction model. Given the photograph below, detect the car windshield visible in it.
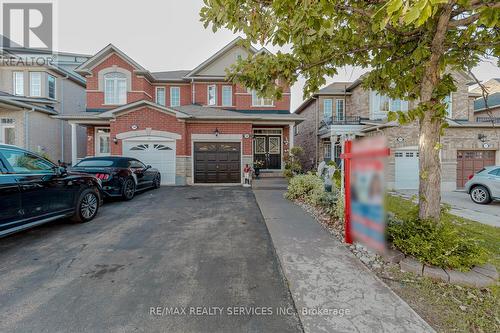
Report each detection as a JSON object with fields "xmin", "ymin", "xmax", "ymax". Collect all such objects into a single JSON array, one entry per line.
[{"xmin": 75, "ymin": 159, "xmax": 118, "ymax": 167}]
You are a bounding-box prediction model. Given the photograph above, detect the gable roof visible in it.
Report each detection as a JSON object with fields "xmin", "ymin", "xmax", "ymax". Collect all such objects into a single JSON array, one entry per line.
[
  {"xmin": 97, "ymin": 100, "xmax": 189, "ymax": 119},
  {"xmin": 151, "ymin": 70, "xmax": 190, "ymax": 82},
  {"xmin": 184, "ymin": 37, "xmax": 263, "ymax": 79},
  {"xmin": 75, "ymin": 44, "xmax": 149, "ymax": 77}
]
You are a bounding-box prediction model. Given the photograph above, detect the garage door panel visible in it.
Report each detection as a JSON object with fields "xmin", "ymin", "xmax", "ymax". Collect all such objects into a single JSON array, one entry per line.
[
  {"xmin": 457, "ymin": 150, "xmax": 496, "ymax": 188},
  {"xmin": 395, "ymin": 150, "xmax": 419, "ymax": 190},
  {"xmin": 194, "ymin": 142, "xmax": 241, "ymax": 184},
  {"xmin": 123, "ymin": 139, "xmax": 176, "ymax": 185}
]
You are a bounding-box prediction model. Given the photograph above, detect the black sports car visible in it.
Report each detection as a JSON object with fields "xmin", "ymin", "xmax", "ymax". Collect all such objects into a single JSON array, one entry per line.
[
  {"xmin": 0, "ymin": 144, "xmax": 102, "ymax": 238},
  {"xmin": 71, "ymin": 156, "xmax": 161, "ymax": 200}
]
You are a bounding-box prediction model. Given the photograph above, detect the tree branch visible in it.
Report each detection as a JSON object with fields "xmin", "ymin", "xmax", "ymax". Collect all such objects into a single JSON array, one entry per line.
[{"xmin": 449, "ymin": 2, "xmax": 500, "ymax": 27}]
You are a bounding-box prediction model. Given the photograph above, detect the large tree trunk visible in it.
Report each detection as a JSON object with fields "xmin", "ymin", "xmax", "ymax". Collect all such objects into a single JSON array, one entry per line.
[{"xmin": 417, "ymin": 3, "xmax": 454, "ymax": 220}]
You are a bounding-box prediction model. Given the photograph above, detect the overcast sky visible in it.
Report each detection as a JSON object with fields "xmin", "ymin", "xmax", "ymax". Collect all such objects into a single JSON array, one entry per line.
[{"xmin": 56, "ymin": 0, "xmax": 500, "ymax": 110}]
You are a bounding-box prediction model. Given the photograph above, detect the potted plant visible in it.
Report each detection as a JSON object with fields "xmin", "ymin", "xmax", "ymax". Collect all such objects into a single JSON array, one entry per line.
[{"xmin": 253, "ymin": 160, "xmax": 264, "ymax": 178}]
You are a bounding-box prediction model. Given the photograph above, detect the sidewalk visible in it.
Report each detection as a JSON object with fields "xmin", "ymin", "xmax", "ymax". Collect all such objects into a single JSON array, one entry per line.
[{"xmin": 253, "ymin": 179, "xmax": 434, "ymax": 333}]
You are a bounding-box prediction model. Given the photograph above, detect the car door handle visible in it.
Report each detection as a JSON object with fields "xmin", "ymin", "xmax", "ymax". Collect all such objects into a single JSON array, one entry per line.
[{"xmin": 21, "ymin": 184, "xmax": 42, "ymax": 190}]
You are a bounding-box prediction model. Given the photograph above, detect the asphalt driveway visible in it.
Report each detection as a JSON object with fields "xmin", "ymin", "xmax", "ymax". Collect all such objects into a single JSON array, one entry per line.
[{"xmin": 0, "ymin": 187, "xmax": 301, "ymax": 333}]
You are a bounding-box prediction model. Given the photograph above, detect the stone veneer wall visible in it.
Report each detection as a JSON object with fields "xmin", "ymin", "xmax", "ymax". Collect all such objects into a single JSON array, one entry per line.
[{"xmin": 367, "ymin": 124, "xmax": 500, "ymax": 191}]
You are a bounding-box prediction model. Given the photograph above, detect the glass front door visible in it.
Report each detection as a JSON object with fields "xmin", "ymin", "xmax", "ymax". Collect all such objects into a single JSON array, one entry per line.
[
  {"xmin": 95, "ymin": 128, "xmax": 110, "ymax": 156},
  {"xmin": 253, "ymin": 135, "xmax": 281, "ymax": 169}
]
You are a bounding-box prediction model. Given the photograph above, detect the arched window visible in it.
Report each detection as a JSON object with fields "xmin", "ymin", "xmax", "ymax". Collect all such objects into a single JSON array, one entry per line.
[{"xmin": 104, "ymin": 72, "xmax": 127, "ymax": 104}]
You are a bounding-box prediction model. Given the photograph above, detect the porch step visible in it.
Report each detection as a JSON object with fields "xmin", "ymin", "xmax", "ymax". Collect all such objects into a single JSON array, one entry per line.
[
  {"xmin": 252, "ymin": 177, "xmax": 288, "ymax": 190},
  {"xmin": 257, "ymin": 170, "xmax": 284, "ymax": 178}
]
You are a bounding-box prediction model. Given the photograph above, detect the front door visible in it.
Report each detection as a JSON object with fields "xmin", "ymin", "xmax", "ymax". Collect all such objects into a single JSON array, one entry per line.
[
  {"xmin": 95, "ymin": 128, "xmax": 111, "ymax": 157},
  {"xmin": 254, "ymin": 135, "xmax": 281, "ymax": 169}
]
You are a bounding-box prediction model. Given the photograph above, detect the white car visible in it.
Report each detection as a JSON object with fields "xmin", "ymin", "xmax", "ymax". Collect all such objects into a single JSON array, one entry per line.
[{"xmin": 464, "ymin": 166, "xmax": 500, "ymax": 204}]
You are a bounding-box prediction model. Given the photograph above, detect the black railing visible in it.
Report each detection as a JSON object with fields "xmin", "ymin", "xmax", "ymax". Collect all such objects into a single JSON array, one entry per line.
[
  {"xmin": 476, "ymin": 117, "xmax": 500, "ymax": 123},
  {"xmin": 320, "ymin": 116, "xmax": 362, "ymax": 128}
]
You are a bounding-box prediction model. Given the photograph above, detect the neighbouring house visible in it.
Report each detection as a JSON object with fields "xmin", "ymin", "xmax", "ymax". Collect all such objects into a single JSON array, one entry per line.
[
  {"xmin": 0, "ymin": 48, "xmax": 90, "ymax": 162},
  {"xmin": 294, "ymin": 71, "xmax": 500, "ymax": 191},
  {"xmin": 56, "ymin": 37, "xmax": 303, "ymax": 185},
  {"xmin": 471, "ymin": 78, "xmax": 500, "ymax": 123}
]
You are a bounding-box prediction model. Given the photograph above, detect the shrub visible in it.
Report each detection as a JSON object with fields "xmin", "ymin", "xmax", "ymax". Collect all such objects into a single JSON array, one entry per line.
[
  {"xmin": 318, "ymin": 191, "xmax": 338, "ymax": 218},
  {"xmin": 284, "ymin": 146, "xmax": 304, "ymax": 179},
  {"xmin": 334, "ymin": 190, "xmax": 345, "ymax": 222},
  {"xmin": 388, "ymin": 215, "xmax": 489, "ymax": 271},
  {"xmin": 285, "ymin": 173, "xmax": 324, "ymax": 205},
  {"xmin": 326, "ymin": 160, "xmax": 342, "ymax": 189}
]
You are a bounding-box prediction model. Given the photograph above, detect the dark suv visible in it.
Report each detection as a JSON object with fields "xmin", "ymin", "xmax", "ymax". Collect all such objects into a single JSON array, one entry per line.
[{"xmin": 0, "ymin": 144, "xmax": 103, "ymax": 238}]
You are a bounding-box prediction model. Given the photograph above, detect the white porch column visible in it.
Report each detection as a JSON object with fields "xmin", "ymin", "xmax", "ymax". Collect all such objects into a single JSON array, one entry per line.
[
  {"xmin": 71, "ymin": 123, "xmax": 77, "ymax": 166},
  {"xmin": 289, "ymin": 123, "xmax": 294, "ymax": 148}
]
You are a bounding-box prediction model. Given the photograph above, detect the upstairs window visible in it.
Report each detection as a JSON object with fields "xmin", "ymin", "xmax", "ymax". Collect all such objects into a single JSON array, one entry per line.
[
  {"xmin": 13, "ymin": 72, "xmax": 24, "ymax": 95},
  {"xmin": 48, "ymin": 74, "xmax": 56, "ymax": 99},
  {"xmin": 336, "ymin": 99, "xmax": 345, "ymax": 120},
  {"xmin": 170, "ymin": 87, "xmax": 180, "ymax": 107},
  {"xmin": 323, "ymin": 99, "xmax": 333, "ymax": 120},
  {"xmin": 104, "ymin": 72, "xmax": 127, "ymax": 105},
  {"xmin": 30, "ymin": 72, "xmax": 42, "ymax": 97},
  {"xmin": 222, "ymin": 85, "xmax": 232, "ymax": 106},
  {"xmin": 443, "ymin": 93, "xmax": 452, "ymax": 118},
  {"xmin": 370, "ymin": 91, "xmax": 408, "ymax": 119},
  {"xmin": 252, "ymin": 90, "xmax": 273, "ymax": 107},
  {"xmin": 207, "ymin": 85, "xmax": 217, "ymax": 106},
  {"xmin": 156, "ymin": 87, "xmax": 166, "ymax": 106}
]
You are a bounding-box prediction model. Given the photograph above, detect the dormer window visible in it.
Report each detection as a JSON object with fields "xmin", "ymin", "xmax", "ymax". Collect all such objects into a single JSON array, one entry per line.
[{"xmin": 104, "ymin": 72, "xmax": 127, "ymax": 105}]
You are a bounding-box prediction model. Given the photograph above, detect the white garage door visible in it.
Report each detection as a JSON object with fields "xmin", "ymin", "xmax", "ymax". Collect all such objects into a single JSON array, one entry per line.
[
  {"xmin": 395, "ymin": 150, "xmax": 419, "ymax": 189},
  {"xmin": 123, "ymin": 138, "xmax": 176, "ymax": 185}
]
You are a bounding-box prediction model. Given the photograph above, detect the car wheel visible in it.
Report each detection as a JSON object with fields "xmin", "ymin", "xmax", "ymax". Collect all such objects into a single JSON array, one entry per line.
[
  {"xmin": 122, "ymin": 178, "xmax": 136, "ymax": 201},
  {"xmin": 470, "ymin": 185, "xmax": 491, "ymax": 204},
  {"xmin": 153, "ymin": 174, "xmax": 161, "ymax": 189},
  {"xmin": 71, "ymin": 189, "xmax": 99, "ymax": 223}
]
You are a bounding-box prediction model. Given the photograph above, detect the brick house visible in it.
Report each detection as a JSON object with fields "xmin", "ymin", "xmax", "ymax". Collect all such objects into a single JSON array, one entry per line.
[
  {"xmin": 294, "ymin": 71, "xmax": 500, "ymax": 191},
  {"xmin": 56, "ymin": 38, "xmax": 303, "ymax": 185},
  {"xmin": 471, "ymin": 78, "xmax": 500, "ymax": 123}
]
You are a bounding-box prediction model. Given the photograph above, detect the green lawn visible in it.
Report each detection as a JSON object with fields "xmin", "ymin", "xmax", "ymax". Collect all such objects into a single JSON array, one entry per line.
[
  {"xmin": 386, "ymin": 195, "xmax": 500, "ymax": 270},
  {"xmin": 384, "ymin": 195, "xmax": 500, "ymax": 332}
]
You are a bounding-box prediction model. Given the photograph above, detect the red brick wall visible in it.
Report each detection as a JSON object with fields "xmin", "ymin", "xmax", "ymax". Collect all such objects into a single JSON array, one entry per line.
[
  {"xmin": 152, "ymin": 84, "xmax": 191, "ymax": 106},
  {"xmin": 86, "ymin": 127, "xmax": 95, "ymax": 156},
  {"xmin": 186, "ymin": 122, "xmax": 253, "ymax": 155},
  {"xmin": 86, "ymin": 53, "xmax": 154, "ymax": 109},
  {"xmin": 109, "ymin": 107, "xmax": 186, "ymax": 155}
]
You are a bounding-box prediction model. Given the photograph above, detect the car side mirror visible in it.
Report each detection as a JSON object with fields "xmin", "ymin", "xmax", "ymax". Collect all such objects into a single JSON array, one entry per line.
[
  {"xmin": 145, "ymin": 165, "xmax": 152, "ymax": 171},
  {"xmin": 53, "ymin": 165, "xmax": 67, "ymax": 177}
]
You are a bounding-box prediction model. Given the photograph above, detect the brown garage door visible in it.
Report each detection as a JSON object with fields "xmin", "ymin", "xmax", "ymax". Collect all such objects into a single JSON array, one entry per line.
[
  {"xmin": 457, "ymin": 150, "xmax": 496, "ymax": 188},
  {"xmin": 194, "ymin": 142, "xmax": 241, "ymax": 183}
]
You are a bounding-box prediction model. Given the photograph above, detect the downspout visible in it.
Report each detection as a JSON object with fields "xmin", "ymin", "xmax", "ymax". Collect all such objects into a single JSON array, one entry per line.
[
  {"xmin": 313, "ymin": 96, "xmax": 318, "ymax": 168},
  {"xmin": 191, "ymin": 78, "xmax": 195, "ymax": 104},
  {"xmin": 60, "ymin": 74, "xmax": 68, "ymax": 162},
  {"xmin": 24, "ymin": 107, "xmax": 35, "ymax": 150}
]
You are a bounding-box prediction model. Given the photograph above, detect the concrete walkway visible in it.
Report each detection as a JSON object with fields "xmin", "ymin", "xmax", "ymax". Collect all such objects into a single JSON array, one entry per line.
[
  {"xmin": 395, "ymin": 190, "xmax": 500, "ymax": 227},
  {"xmin": 253, "ymin": 179, "xmax": 434, "ymax": 333}
]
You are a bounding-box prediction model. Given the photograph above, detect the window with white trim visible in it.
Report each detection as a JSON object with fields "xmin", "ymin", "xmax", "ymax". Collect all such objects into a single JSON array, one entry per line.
[
  {"xmin": 336, "ymin": 99, "xmax": 345, "ymax": 120},
  {"xmin": 13, "ymin": 72, "xmax": 24, "ymax": 95},
  {"xmin": 222, "ymin": 85, "xmax": 232, "ymax": 106},
  {"xmin": 207, "ymin": 85, "xmax": 217, "ymax": 106},
  {"xmin": 370, "ymin": 91, "xmax": 408, "ymax": 119},
  {"xmin": 47, "ymin": 74, "xmax": 56, "ymax": 99},
  {"xmin": 443, "ymin": 93, "xmax": 452, "ymax": 118},
  {"xmin": 170, "ymin": 87, "xmax": 180, "ymax": 107},
  {"xmin": 324, "ymin": 142, "xmax": 332, "ymax": 159},
  {"xmin": 0, "ymin": 118, "xmax": 15, "ymax": 145},
  {"xmin": 156, "ymin": 87, "xmax": 166, "ymax": 106},
  {"xmin": 104, "ymin": 72, "xmax": 127, "ymax": 105},
  {"xmin": 251, "ymin": 90, "xmax": 273, "ymax": 107},
  {"xmin": 323, "ymin": 99, "xmax": 333, "ymax": 120},
  {"xmin": 30, "ymin": 72, "xmax": 42, "ymax": 97}
]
